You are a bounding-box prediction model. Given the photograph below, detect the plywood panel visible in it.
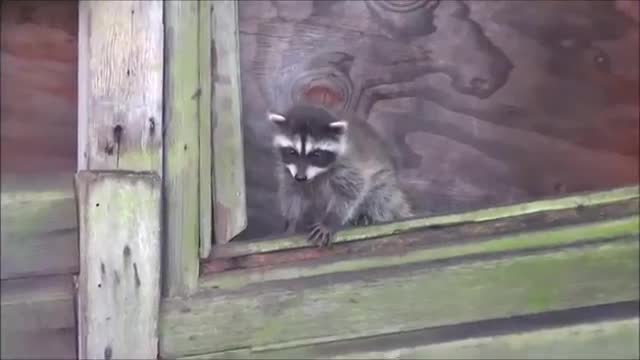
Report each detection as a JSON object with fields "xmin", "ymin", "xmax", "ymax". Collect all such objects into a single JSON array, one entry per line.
[
  {"xmin": 235, "ymin": 0, "xmax": 640, "ymax": 240},
  {"xmin": 0, "ymin": 0, "xmax": 78, "ymax": 174}
]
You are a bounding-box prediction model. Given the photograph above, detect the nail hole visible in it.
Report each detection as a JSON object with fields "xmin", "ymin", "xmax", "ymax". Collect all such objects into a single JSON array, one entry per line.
[
  {"xmin": 149, "ymin": 117, "xmax": 156, "ymax": 135},
  {"xmin": 96, "ymin": 203, "xmax": 100, "ymax": 207},
  {"xmin": 113, "ymin": 125, "xmax": 123, "ymax": 142}
]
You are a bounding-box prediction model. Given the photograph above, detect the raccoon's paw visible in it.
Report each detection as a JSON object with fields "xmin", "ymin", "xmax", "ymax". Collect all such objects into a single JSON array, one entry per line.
[
  {"xmin": 307, "ymin": 223, "xmax": 334, "ymax": 247},
  {"xmin": 354, "ymin": 213, "xmax": 372, "ymax": 227}
]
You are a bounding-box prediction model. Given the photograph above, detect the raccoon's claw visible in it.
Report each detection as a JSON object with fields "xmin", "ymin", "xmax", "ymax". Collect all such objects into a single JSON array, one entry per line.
[{"xmin": 307, "ymin": 223, "xmax": 334, "ymax": 247}]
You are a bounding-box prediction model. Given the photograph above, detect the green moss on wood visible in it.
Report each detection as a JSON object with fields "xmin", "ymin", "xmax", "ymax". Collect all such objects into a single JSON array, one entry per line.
[
  {"xmin": 163, "ymin": 1, "xmax": 201, "ymax": 297},
  {"xmin": 212, "ymin": 185, "xmax": 640, "ymax": 258},
  {"xmin": 198, "ymin": 0, "xmax": 213, "ymax": 259},
  {"xmin": 179, "ymin": 318, "xmax": 640, "ymax": 359},
  {"xmin": 1, "ymin": 174, "xmax": 78, "ymax": 279},
  {"xmin": 160, "ymin": 239, "xmax": 640, "ymax": 357},
  {"xmin": 201, "ymin": 216, "xmax": 640, "ymax": 290}
]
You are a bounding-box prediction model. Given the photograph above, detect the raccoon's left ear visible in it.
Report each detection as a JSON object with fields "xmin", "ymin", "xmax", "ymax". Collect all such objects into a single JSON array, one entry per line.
[
  {"xmin": 328, "ymin": 121, "xmax": 348, "ymax": 135},
  {"xmin": 267, "ymin": 111, "xmax": 287, "ymax": 123}
]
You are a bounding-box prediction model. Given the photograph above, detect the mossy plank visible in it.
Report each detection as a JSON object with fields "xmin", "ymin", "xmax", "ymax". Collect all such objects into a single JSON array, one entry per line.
[
  {"xmin": 201, "ymin": 197, "xmax": 639, "ymax": 276},
  {"xmin": 183, "ymin": 317, "xmax": 640, "ymax": 359},
  {"xmin": 159, "ymin": 239, "xmax": 640, "ymax": 357},
  {"xmin": 198, "ymin": 0, "xmax": 213, "ymax": 259},
  {"xmin": 76, "ymin": 171, "xmax": 161, "ymax": 359},
  {"xmin": 77, "ymin": 0, "xmax": 163, "ymax": 171},
  {"xmin": 164, "ymin": 1, "xmax": 201, "ymax": 297},
  {"xmin": 1, "ymin": 275, "xmax": 76, "ymax": 360},
  {"xmin": 211, "ymin": 0, "xmax": 247, "ymax": 244},
  {"xmin": 201, "ymin": 215, "xmax": 639, "ymax": 290},
  {"xmin": 339, "ymin": 318, "xmax": 640, "ymax": 360},
  {"xmin": 1, "ymin": 173, "xmax": 78, "ymax": 279},
  {"xmin": 212, "ymin": 185, "xmax": 640, "ymax": 258}
]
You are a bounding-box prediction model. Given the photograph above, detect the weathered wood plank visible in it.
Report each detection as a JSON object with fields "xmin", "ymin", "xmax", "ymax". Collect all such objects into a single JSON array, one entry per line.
[
  {"xmin": 199, "ymin": 0, "xmax": 213, "ymax": 259},
  {"xmin": 76, "ymin": 171, "xmax": 161, "ymax": 359},
  {"xmin": 201, "ymin": 215, "xmax": 639, "ymax": 290},
  {"xmin": 184, "ymin": 317, "xmax": 640, "ymax": 359},
  {"xmin": 344, "ymin": 318, "xmax": 640, "ymax": 360},
  {"xmin": 202, "ymin": 197, "xmax": 639, "ymax": 275},
  {"xmin": 211, "ymin": 0, "xmax": 247, "ymax": 244},
  {"xmin": 1, "ymin": 173, "xmax": 78, "ymax": 279},
  {"xmin": 211, "ymin": 185, "xmax": 640, "ymax": 258},
  {"xmin": 77, "ymin": 0, "xmax": 163, "ymax": 171},
  {"xmin": 163, "ymin": 0, "xmax": 201, "ymax": 297},
  {"xmin": 1, "ymin": 275, "xmax": 76, "ymax": 360},
  {"xmin": 160, "ymin": 238, "xmax": 640, "ymax": 357}
]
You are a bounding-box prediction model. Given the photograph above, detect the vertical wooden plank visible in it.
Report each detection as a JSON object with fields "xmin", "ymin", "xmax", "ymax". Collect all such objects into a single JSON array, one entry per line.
[
  {"xmin": 199, "ymin": 0, "xmax": 213, "ymax": 259},
  {"xmin": 164, "ymin": 1, "xmax": 201, "ymax": 296},
  {"xmin": 77, "ymin": 1, "xmax": 163, "ymax": 172},
  {"xmin": 75, "ymin": 171, "xmax": 161, "ymax": 360},
  {"xmin": 211, "ymin": 0, "xmax": 247, "ymax": 244}
]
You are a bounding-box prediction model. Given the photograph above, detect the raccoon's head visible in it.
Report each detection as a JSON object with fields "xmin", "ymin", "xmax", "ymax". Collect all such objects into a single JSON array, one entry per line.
[{"xmin": 267, "ymin": 105, "xmax": 348, "ymax": 182}]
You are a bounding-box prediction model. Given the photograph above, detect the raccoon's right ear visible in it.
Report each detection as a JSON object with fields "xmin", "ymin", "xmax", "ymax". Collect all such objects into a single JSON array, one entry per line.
[{"xmin": 267, "ymin": 111, "xmax": 287, "ymax": 123}]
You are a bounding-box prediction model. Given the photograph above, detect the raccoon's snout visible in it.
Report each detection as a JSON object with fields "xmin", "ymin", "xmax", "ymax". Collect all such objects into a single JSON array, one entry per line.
[{"xmin": 294, "ymin": 173, "xmax": 308, "ymax": 182}]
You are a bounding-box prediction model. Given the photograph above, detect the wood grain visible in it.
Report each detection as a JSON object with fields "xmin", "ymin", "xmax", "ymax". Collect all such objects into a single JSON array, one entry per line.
[
  {"xmin": 198, "ymin": 0, "xmax": 213, "ymax": 259},
  {"xmin": 1, "ymin": 274, "xmax": 76, "ymax": 359},
  {"xmin": 1, "ymin": 173, "xmax": 78, "ymax": 279},
  {"xmin": 211, "ymin": 0, "xmax": 248, "ymax": 245},
  {"xmin": 234, "ymin": 0, "xmax": 640, "ymax": 241},
  {"xmin": 182, "ymin": 316, "xmax": 640, "ymax": 359},
  {"xmin": 211, "ymin": 185, "xmax": 639, "ymax": 259},
  {"xmin": 163, "ymin": 0, "xmax": 201, "ymax": 297},
  {"xmin": 76, "ymin": 171, "xmax": 161, "ymax": 360},
  {"xmin": 201, "ymin": 203, "xmax": 640, "ymax": 288},
  {"xmin": 77, "ymin": 0, "xmax": 163, "ymax": 171},
  {"xmin": 160, "ymin": 238, "xmax": 639, "ymax": 357},
  {"xmin": 0, "ymin": 0, "xmax": 78, "ymax": 174}
]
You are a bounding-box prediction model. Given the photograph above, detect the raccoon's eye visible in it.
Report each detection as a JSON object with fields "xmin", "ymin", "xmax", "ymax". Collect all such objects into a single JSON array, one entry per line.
[
  {"xmin": 286, "ymin": 147, "xmax": 297, "ymax": 156},
  {"xmin": 309, "ymin": 150, "xmax": 321, "ymax": 158}
]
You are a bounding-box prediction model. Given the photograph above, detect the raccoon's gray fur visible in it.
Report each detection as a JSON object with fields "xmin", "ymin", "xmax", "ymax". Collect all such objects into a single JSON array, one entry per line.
[{"xmin": 267, "ymin": 104, "xmax": 412, "ymax": 246}]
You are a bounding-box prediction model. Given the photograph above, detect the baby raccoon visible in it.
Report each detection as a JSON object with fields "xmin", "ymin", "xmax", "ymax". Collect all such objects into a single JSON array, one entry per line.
[{"xmin": 267, "ymin": 104, "xmax": 412, "ymax": 246}]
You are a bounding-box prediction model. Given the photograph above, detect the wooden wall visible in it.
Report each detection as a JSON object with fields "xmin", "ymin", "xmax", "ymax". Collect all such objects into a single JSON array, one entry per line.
[
  {"xmin": 1, "ymin": 1, "xmax": 78, "ymax": 358},
  {"xmin": 236, "ymin": 0, "xmax": 640, "ymax": 240}
]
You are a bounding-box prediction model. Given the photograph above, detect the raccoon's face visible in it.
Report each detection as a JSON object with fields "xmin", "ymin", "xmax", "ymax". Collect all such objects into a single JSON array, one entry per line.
[{"xmin": 267, "ymin": 105, "xmax": 348, "ymax": 182}]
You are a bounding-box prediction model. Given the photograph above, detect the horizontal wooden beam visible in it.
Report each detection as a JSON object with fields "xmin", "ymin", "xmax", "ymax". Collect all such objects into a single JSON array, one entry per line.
[
  {"xmin": 160, "ymin": 237, "xmax": 639, "ymax": 357},
  {"xmin": 211, "ymin": 185, "xmax": 640, "ymax": 259},
  {"xmin": 202, "ymin": 197, "xmax": 639, "ymax": 277},
  {"xmin": 201, "ymin": 214, "xmax": 639, "ymax": 290},
  {"xmin": 1, "ymin": 173, "xmax": 78, "ymax": 279},
  {"xmin": 182, "ymin": 316, "xmax": 640, "ymax": 359},
  {"xmin": 1, "ymin": 275, "xmax": 76, "ymax": 359}
]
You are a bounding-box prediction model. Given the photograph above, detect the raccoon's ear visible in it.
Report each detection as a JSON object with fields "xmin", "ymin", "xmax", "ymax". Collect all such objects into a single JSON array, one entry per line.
[
  {"xmin": 267, "ymin": 111, "xmax": 287, "ymax": 123},
  {"xmin": 328, "ymin": 120, "xmax": 348, "ymax": 134}
]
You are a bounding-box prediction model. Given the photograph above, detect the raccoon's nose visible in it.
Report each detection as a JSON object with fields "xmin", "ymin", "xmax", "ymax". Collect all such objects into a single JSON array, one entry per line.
[{"xmin": 294, "ymin": 173, "xmax": 308, "ymax": 182}]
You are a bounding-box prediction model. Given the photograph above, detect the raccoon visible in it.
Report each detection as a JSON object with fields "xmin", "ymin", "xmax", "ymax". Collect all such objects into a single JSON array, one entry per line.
[{"xmin": 267, "ymin": 104, "xmax": 412, "ymax": 246}]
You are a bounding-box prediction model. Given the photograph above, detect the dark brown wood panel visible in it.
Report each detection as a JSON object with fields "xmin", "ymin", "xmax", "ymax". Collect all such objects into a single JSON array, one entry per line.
[
  {"xmin": 1, "ymin": 0, "xmax": 78, "ymax": 174},
  {"xmin": 235, "ymin": 0, "xmax": 640, "ymax": 240}
]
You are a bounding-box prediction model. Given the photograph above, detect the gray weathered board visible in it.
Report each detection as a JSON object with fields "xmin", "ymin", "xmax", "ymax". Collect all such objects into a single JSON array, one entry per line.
[
  {"xmin": 236, "ymin": 0, "xmax": 640, "ymax": 240},
  {"xmin": 159, "ymin": 187, "xmax": 640, "ymax": 358},
  {"xmin": 76, "ymin": 171, "xmax": 161, "ymax": 360},
  {"xmin": 1, "ymin": 173, "xmax": 78, "ymax": 279},
  {"xmin": 1, "ymin": 275, "xmax": 77, "ymax": 360}
]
